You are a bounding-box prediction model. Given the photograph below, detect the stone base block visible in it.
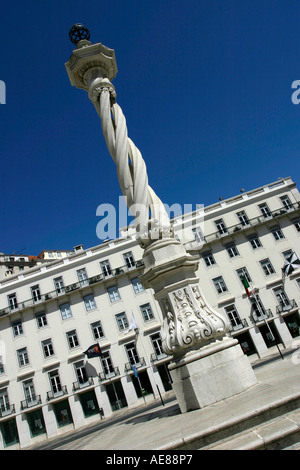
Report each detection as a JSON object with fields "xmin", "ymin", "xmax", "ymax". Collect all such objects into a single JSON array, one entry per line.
[{"xmin": 169, "ymin": 338, "xmax": 257, "ymax": 413}]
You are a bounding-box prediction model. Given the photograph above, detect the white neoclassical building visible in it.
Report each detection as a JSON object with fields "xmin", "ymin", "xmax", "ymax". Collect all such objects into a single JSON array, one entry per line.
[{"xmin": 0, "ymin": 176, "xmax": 299, "ymax": 448}]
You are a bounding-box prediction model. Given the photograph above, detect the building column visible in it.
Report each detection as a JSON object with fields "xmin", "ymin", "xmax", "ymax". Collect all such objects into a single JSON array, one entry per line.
[{"xmin": 16, "ymin": 413, "xmax": 31, "ymax": 449}]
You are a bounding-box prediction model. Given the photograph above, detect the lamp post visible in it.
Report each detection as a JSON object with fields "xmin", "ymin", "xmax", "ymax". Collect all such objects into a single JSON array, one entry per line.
[{"xmin": 65, "ymin": 25, "xmax": 257, "ymax": 412}]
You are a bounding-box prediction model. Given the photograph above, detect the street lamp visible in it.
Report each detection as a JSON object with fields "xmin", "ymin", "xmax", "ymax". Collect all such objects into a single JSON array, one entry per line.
[{"xmin": 65, "ymin": 25, "xmax": 257, "ymax": 412}]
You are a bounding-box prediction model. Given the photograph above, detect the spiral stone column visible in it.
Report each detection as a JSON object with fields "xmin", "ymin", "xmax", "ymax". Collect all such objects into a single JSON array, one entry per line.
[{"xmin": 65, "ymin": 25, "xmax": 257, "ymax": 412}]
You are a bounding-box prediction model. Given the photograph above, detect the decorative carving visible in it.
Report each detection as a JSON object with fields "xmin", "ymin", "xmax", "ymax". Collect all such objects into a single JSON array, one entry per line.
[{"xmin": 161, "ymin": 285, "xmax": 229, "ymax": 356}]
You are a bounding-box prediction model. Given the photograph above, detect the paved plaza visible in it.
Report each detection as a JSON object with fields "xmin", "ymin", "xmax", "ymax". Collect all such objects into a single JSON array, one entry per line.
[{"xmin": 28, "ymin": 348, "xmax": 300, "ymax": 451}]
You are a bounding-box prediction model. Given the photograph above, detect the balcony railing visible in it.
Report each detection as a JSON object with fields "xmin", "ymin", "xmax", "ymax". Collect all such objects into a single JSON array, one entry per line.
[
  {"xmin": 150, "ymin": 352, "xmax": 169, "ymax": 363},
  {"xmin": 20, "ymin": 395, "xmax": 42, "ymax": 410},
  {"xmin": 0, "ymin": 260, "xmax": 145, "ymax": 318},
  {"xmin": 72, "ymin": 377, "xmax": 94, "ymax": 392},
  {"xmin": 98, "ymin": 367, "xmax": 120, "ymax": 382},
  {"xmin": 250, "ymin": 308, "xmax": 273, "ymax": 324},
  {"xmin": 276, "ymin": 299, "xmax": 298, "ymax": 315},
  {"xmin": 0, "ymin": 404, "xmax": 15, "ymax": 418},
  {"xmin": 228, "ymin": 318, "xmax": 249, "ymax": 333},
  {"xmin": 124, "ymin": 358, "xmax": 146, "ymax": 373},
  {"xmin": 203, "ymin": 202, "xmax": 300, "ymax": 245},
  {"xmin": 46, "ymin": 385, "xmax": 68, "ymax": 401}
]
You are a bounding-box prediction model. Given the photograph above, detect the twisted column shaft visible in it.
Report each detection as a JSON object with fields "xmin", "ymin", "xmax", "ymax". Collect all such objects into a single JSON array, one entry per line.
[{"xmin": 89, "ymin": 78, "xmax": 171, "ymax": 246}]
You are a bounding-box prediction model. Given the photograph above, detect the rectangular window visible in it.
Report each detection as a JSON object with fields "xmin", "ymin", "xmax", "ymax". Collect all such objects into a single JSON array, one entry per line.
[
  {"xmin": 273, "ymin": 286, "xmax": 290, "ymax": 308},
  {"xmin": 83, "ymin": 294, "xmax": 96, "ymax": 311},
  {"xmin": 212, "ymin": 276, "xmax": 228, "ymax": 294},
  {"xmin": 192, "ymin": 227, "xmax": 205, "ymax": 243},
  {"xmin": 131, "ymin": 277, "xmax": 144, "ymax": 294},
  {"xmin": 53, "ymin": 276, "xmax": 65, "ymax": 294},
  {"xmin": 23, "ymin": 379, "xmax": 36, "ymax": 404},
  {"xmin": 248, "ymin": 234, "xmax": 262, "ymax": 250},
  {"xmin": 140, "ymin": 303, "xmax": 154, "ymax": 322},
  {"xmin": 60, "ymin": 303, "xmax": 72, "ymax": 320},
  {"xmin": 225, "ymin": 242, "xmax": 239, "ymax": 258},
  {"xmin": 77, "ymin": 268, "xmax": 89, "ymax": 287},
  {"xmin": 236, "ymin": 267, "xmax": 252, "ymax": 285},
  {"xmin": 115, "ymin": 312, "xmax": 129, "ymax": 331},
  {"xmin": 36, "ymin": 312, "xmax": 47, "ymax": 328},
  {"xmin": 202, "ymin": 250, "xmax": 216, "ymax": 267},
  {"xmin": 280, "ymin": 195, "xmax": 293, "ymax": 210},
  {"xmin": 100, "ymin": 260, "xmax": 112, "ymax": 277},
  {"xmin": 12, "ymin": 320, "xmax": 23, "ymax": 337},
  {"xmin": 31, "ymin": 285, "xmax": 41, "ymax": 302},
  {"xmin": 7, "ymin": 293, "xmax": 18, "ymax": 311},
  {"xmin": 42, "ymin": 339, "xmax": 54, "ymax": 358},
  {"xmin": 48, "ymin": 370, "xmax": 62, "ymax": 395},
  {"xmin": 123, "ymin": 251, "xmax": 135, "ymax": 268},
  {"xmin": 107, "ymin": 285, "xmax": 121, "ymax": 303},
  {"xmin": 236, "ymin": 210, "xmax": 250, "ymax": 226},
  {"xmin": 150, "ymin": 333, "xmax": 164, "ymax": 358},
  {"xmin": 214, "ymin": 218, "xmax": 227, "ymax": 235},
  {"xmin": 101, "ymin": 351, "xmax": 114, "ymax": 376},
  {"xmin": 292, "ymin": 218, "xmax": 300, "ymax": 233},
  {"xmin": 259, "ymin": 202, "xmax": 272, "ymax": 218},
  {"xmin": 91, "ymin": 321, "xmax": 104, "ymax": 340},
  {"xmin": 270, "ymin": 225, "xmax": 285, "ymax": 241},
  {"xmin": 66, "ymin": 330, "xmax": 79, "ymax": 349},
  {"xmin": 224, "ymin": 304, "xmax": 242, "ymax": 329},
  {"xmin": 125, "ymin": 342, "xmax": 140, "ymax": 366},
  {"xmin": 74, "ymin": 361, "xmax": 88, "ymax": 385},
  {"xmin": 0, "ymin": 388, "xmax": 10, "ymax": 415},
  {"xmin": 260, "ymin": 259, "xmax": 275, "ymax": 276},
  {"xmin": 17, "ymin": 347, "xmax": 29, "ymax": 367}
]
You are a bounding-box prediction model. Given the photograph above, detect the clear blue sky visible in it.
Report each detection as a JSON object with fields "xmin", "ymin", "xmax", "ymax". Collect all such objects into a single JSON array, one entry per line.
[{"xmin": 1, "ymin": 0, "xmax": 300, "ymax": 255}]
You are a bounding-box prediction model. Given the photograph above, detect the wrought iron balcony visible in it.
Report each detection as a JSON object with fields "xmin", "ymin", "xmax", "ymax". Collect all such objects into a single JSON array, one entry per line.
[
  {"xmin": 228, "ymin": 318, "xmax": 249, "ymax": 333},
  {"xmin": 250, "ymin": 308, "xmax": 273, "ymax": 324},
  {"xmin": 72, "ymin": 377, "xmax": 94, "ymax": 391},
  {"xmin": 150, "ymin": 352, "xmax": 169, "ymax": 363},
  {"xmin": 20, "ymin": 395, "xmax": 42, "ymax": 410},
  {"xmin": 46, "ymin": 385, "xmax": 68, "ymax": 401},
  {"xmin": 276, "ymin": 299, "xmax": 298, "ymax": 315},
  {"xmin": 98, "ymin": 367, "xmax": 120, "ymax": 382},
  {"xmin": 0, "ymin": 404, "xmax": 15, "ymax": 418},
  {"xmin": 124, "ymin": 358, "xmax": 146, "ymax": 373}
]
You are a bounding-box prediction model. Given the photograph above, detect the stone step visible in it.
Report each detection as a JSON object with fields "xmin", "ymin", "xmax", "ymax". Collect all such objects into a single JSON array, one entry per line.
[
  {"xmin": 202, "ymin": 409, "xmax": 300, "ymax": 450},
  {"xmin": 171, "ymin": 392, "xmax": 300, "ymax": 450}
]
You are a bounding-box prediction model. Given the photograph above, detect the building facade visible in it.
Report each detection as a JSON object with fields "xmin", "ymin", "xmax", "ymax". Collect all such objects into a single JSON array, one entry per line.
[{"xmin": 0, "ymin": 176, "xmax": 299, "ymax": 449}]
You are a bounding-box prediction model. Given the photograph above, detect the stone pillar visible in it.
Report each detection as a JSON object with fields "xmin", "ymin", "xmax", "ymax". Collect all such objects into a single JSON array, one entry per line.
[{"xmin": 65, "ymin": 25, "xmax": 257, "ymax": 413}]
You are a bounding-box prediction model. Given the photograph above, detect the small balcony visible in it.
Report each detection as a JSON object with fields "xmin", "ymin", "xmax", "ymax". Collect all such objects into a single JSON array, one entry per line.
[
  {"xmin": 124, "ymin": 358, "xmax": 146, "ymax": 374},
  {"xmin": 276, "ymin": 299, "xmax": 298, "ymax": 315},
  {"xmin": 72, "ymin": 377, "xmax": 94, "ymax": 392},
  {"xmin": 0, "ymin": 404, "xmax": 15, "ymax": 418},
  {"xmin": 150, "ymin": 352, "xmax": 169, "ymax": 364},
  {"xmin": 228, "ymin": 318, "xmax": 249, "ymax": 333},
  {"xmin": 20, "ymin": 395, "xmax": 42, "ymax": 410},
  {"xmin": 250, "ymin": 308, "xmax": 273, "ymax": 324},
  {"xmin": 46, "ymin": 385, "xmax": 68, "ymax": 401},
  {"xmin": 98, "ymin": 367, "xmax": 120, "ymax": 382}
]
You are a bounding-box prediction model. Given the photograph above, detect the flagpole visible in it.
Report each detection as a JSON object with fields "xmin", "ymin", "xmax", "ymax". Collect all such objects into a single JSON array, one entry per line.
[
  {"xmin": 133, "ymin": 311, "xmax": 165, "ymax": 406},
  {"xmin": 253, "ymin": 293, "xmax": 284, "ymax": 360}
]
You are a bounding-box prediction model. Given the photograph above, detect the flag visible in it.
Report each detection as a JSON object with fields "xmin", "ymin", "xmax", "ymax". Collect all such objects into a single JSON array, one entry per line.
[
  {"xmin": 84, "ymin": 343, "xmax": 103, "ymax": 358},
  {"xmin": 124, "ymin": 313, "xmax": 138, "ymax": 334},
  {"xmin": 132, "ymin": 365, "xmax": 139, "ymax": 377},
  {"xmin": 242, "ymin": 276, "xmax": 251, "ymax": 298},
  {"xmin": 282, "ymin": 252, "xmax": 300, "ymax": 276}
]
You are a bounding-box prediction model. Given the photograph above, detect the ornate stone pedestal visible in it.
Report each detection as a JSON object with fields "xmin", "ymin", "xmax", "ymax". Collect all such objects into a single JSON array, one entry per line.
[{"xmin": 141, "ymin": 236, "xmax": 257, "ymax": 413}]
